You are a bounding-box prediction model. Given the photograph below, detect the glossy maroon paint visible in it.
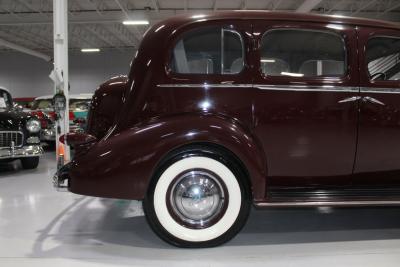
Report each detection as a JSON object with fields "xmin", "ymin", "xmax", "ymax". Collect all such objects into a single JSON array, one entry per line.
[
  {"xmin": 354, "ymin": 26, "xmax": 400, "ymax": 186},
  {"xmin": 65, "ymin": 11, "xmax": 400, "ymax": 203}
]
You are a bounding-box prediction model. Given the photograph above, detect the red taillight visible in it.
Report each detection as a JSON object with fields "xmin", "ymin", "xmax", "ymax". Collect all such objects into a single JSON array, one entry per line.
[
  {"xmin": 59, "ymin": 134, "xmax": 65, "ymax": 144},
  {"xmin": 59, "ymin": 132, "xmax": 97, "ymax": 147},
  {"xmin": 48, "ymin": 111, "xmax": 56, "ymax": 121},
  {"xmin": 41, "ymin": 120, "xmax": 48, "ymax": 129}
]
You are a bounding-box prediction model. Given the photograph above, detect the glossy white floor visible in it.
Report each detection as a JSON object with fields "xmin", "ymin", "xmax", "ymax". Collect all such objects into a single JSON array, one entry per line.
[{"xmin": 1, "ymin": 151, "xmax": 400, "ymax": 267}]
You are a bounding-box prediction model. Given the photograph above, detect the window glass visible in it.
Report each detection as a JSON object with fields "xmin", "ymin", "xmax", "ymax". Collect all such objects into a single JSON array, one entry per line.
[
  {"xmin": 70, "ymin": 99, "xmax": 90, "ymax": 111},
  {"xmin": 367, "ymin": 37, "xmax": 400, "ymax": 81},
  {"xmin": 32, "ymin": 99, "xmax": 53, "ymax": 110},
  {"xmin": 223, "ymin": 30, "xmax": 244, "ymax": 74},
  {"xmin": 0, "ymin": 90, "xmax": 11, "ymax": 109},
  {"xmin": 260, "ymin": 29, "xmax": 346, "ymax": 78},
  {"xmin": 171, "ymin": 27, "xmax": 244, "ymax": 74}
]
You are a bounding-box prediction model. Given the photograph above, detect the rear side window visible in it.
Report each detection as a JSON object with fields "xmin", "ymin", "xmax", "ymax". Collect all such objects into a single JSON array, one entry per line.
[
  {"xmin": 367, "ymin": 37, "xmax": 400, "ymax": 81},
  {"xmin": 170, "ymin": 27, "xmax": 244, "ymax": 75},
  {"xmin": 260, "ymin": 29, "xmax": 346, "ymax": 78}
]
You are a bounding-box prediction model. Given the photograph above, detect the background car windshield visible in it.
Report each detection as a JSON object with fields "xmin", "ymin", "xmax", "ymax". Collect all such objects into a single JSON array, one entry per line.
[
  {"xmin": 32, "ymin": 99, "xmax": 53, "ymax": 110},
  {"xmin": 0, "ymin": 90, "xmax": 11, "ymax": 109},
  {"xmin": 69, "ymin": 99, "xmax": 90, "ymax": 111},
  {"xmin": 32, "ymin": 98, "xmax": 91, "ymax": 110}
]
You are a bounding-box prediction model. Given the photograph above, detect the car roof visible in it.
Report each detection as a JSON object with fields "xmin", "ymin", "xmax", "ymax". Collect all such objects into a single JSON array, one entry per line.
[
  {"xmin": 160, "ymin": 11, "xmax": 400, "ymax": 31},
  {"xmin": 0, "ymin": 87, "xmax": 10, "ymax": 94},
  {"xmin": 35, "ymin": 93, "xmax": 93, "ymax": 100}
]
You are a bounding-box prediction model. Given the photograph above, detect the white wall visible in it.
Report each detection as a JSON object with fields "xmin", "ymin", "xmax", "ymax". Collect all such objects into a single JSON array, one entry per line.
[{"xmin": 0, "ymin": 49, "xmax": 134, "ymax": 98}]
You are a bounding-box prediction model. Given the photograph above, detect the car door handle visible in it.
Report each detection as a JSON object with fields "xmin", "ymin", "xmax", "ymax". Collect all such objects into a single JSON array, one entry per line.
[
  {"xmin": 338, "ymin": 96, "xmax": 361, "ymax": 104},
  {"xmin": 363, "ymin": 96, "xmax": 385, "ymax": 106}
]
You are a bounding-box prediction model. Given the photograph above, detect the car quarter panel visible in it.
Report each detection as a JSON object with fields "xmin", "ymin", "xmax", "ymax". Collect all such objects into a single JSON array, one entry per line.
[{"xmin": 68, "ymin": 113, "xmax": 267, "ymax": 200}]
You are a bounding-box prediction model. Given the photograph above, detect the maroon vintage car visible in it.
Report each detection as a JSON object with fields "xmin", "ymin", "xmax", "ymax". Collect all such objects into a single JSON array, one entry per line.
[{"xmin": 54, "ymin": 11, "xmax": 400, "ymax": 247}]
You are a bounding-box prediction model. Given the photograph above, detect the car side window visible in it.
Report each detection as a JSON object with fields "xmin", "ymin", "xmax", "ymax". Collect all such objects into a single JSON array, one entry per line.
[
  {"xmin": 260, "ymin": 29, "xmax": 346, "ymax": 78},
  {"xmin": 366, "ymin": 37, "xmax": 400, "ymax": 81},
  {"xmin": 170, "ymin": 27, "xmax": 244, "ymax": 75}
]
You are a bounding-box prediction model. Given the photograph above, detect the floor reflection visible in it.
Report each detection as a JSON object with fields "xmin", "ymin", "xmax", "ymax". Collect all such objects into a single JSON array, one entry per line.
[{"xmin": 1, "ymin": 152, "xmax": 400, "ymax": 266}]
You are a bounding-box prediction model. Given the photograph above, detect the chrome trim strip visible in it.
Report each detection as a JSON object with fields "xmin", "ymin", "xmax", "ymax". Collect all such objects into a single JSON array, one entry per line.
[
  {"xmin": 360, "ymin": 87, "xmax": 400, "ymax": 94},
  {"xmin": 157, "ymin": 84, "xmax": 252, "ymax": 88},
  {"xmin": 158, "ymin": 84, "xmax": 400, "ymax": 94},
  {"xmin": 254, "ymin": 200, "xmax": 400, "ymax": 208},
  {"xmin": 338, "ymin": 96, "xmax": 361, "ymax": 104},
  {"xmin": 158, "ymin": 84, "xmax": 359, "ymax": 93},
  {"xmin": 255, "ymin": 85, "xmax": 359, "ymax": 93}
]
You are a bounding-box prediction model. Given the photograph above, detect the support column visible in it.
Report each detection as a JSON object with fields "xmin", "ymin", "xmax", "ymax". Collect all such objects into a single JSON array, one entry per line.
[{"xmin": 53, "ymin": 0, "xmax": 70, "ymax": 162}]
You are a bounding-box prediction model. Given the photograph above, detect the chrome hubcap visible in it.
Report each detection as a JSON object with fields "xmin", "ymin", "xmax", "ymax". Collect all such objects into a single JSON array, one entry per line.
[{"xmin": 169, "ymin": 169, "xmax": 226, "ymax": 228}]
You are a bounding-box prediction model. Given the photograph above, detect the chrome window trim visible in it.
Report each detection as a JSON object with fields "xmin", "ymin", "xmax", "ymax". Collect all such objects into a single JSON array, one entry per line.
[
  {"xmin": 222, "ymin": 28, "xmax": 245, "ymax": 75},
  {"xmin": 220, "ymin": 28, "xmax": 224, "ymax": 74}
]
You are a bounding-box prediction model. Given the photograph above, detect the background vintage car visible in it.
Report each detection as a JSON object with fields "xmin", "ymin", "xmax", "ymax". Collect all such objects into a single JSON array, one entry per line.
[
  {"xmin": 31, "ymin": 94, "xmax": 93, "ymax": 144},
  {"xmin": 13, "ymin": 97, "xmax": 34, "ymax": 112},
  {"xmin": 0, "ymin": 87, "xmax": 43, "ymax": 169}
]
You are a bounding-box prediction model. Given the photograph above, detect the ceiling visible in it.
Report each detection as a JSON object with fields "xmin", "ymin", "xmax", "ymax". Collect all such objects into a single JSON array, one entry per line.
[{"xmin": 0, "ymin": 0, "xmax": 399, "ymax": 57}]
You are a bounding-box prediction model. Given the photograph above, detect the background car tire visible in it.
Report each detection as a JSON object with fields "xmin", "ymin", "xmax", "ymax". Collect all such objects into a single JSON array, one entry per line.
[
  {"xmin": 20, "ymin": 157, "xmax": 40, "ymax": 169},
  {"xmin": 143, "ymin": 145, "xmax": 251, "ymax": 248}
]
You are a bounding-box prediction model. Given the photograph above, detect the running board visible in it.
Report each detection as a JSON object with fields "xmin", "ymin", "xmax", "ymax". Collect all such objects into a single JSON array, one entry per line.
[{"xmin": 254, "ymin": 200, "xmax": 400, "ymax": 208}]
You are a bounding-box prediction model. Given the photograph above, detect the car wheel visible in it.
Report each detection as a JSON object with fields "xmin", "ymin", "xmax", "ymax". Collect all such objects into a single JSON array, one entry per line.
[
  {"xmin": 144, "ymin": 147, "xmax": 251, "ymax": 248},
  {"xmin": 20, "ymin": 157, "xmax": 40, "ymax": 169}
]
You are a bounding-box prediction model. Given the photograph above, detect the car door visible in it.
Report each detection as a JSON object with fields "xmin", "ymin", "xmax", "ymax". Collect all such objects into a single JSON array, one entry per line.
[
  {"xmin": 252, "ymin": 21, "xmax": 359, "ymax": 189},
  {"xmin": 353, "ymin": 27, "xmax": 400, "ymax": 187}
]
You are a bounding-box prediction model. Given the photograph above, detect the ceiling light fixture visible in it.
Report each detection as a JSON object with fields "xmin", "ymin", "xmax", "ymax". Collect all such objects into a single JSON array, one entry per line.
[
  {"xmin": 81, "ymin": 48, "xmax": 100, "ymax": 52},
  {"xmin": 123, "ymin": 20, "xmax": 150, "ymax": 25}
]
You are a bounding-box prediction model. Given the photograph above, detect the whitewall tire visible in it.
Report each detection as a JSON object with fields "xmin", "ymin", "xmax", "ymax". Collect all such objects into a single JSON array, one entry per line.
[{"xmin": 144, "ymin": 146, "xmax": 251, "ymax": 247}]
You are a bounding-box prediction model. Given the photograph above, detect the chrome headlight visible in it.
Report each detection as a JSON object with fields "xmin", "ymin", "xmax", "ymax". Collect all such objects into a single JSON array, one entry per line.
[{"xmin": 26, "ymin": 118, "xmax": 41, "ymax": 133}]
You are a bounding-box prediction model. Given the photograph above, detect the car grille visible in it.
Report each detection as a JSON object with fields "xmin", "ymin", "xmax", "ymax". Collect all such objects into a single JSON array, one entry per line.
[{"xmin": 0, "ymin": 131, "xmax": 24, "ymax": 148}]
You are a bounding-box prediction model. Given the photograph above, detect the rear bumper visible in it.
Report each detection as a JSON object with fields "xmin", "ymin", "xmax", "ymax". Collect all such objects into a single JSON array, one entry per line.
[
  {"xmin": 53, "ymin": 161, "xmax": 72, "ymax": 192},
  {"xmin": 0, "ymin": 145, "xmax": 43, "ymax": 159}
]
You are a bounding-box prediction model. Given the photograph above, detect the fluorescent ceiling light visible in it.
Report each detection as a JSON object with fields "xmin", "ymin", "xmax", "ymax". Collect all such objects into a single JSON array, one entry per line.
[
  {"xmin": 123, "ymin": 20, "xmax": 149, "ymax": 25},
  {"xmin": 281, "ymin": 72, "xmax": 304, "ymax": 77},
  {"xmin": 261, "ymin": 59, "xmax": 276, "ymax": 63},
  {"xmin": 81, "ymin": 48, "xmax": 100, "ymax": 52}
]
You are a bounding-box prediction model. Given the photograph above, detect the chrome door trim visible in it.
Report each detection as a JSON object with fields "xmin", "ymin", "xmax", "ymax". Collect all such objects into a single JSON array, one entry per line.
[
  {"xmin": 338, "ymin": 96, "xmax": 362, "ymax": 104},
  {"xmin": 254, "ymin": 85, "xmax": 359, "ymax": 93},
  {"xmin": 158, "ymin": 84, "xmax": 400, "ymax": 95},
  {"xmin": 157, "ymin": 84, "xmax": 252, "ymax": 88},
  {"xmin": 158, "ymin": 84, "xmax": 359, "ymax": 92},
  {"xmin": 363, "ymin": 96, "xmax": 385, "ymax": 106},
  {"xmin": 360, "ymin": 87, "xmax": 400, "ymax": 94}
]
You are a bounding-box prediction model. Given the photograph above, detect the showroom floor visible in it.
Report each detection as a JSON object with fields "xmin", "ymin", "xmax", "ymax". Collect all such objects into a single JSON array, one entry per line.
[{"xmin": 1, "ymin": 152, "xmax": 400, "ymax": 267}]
